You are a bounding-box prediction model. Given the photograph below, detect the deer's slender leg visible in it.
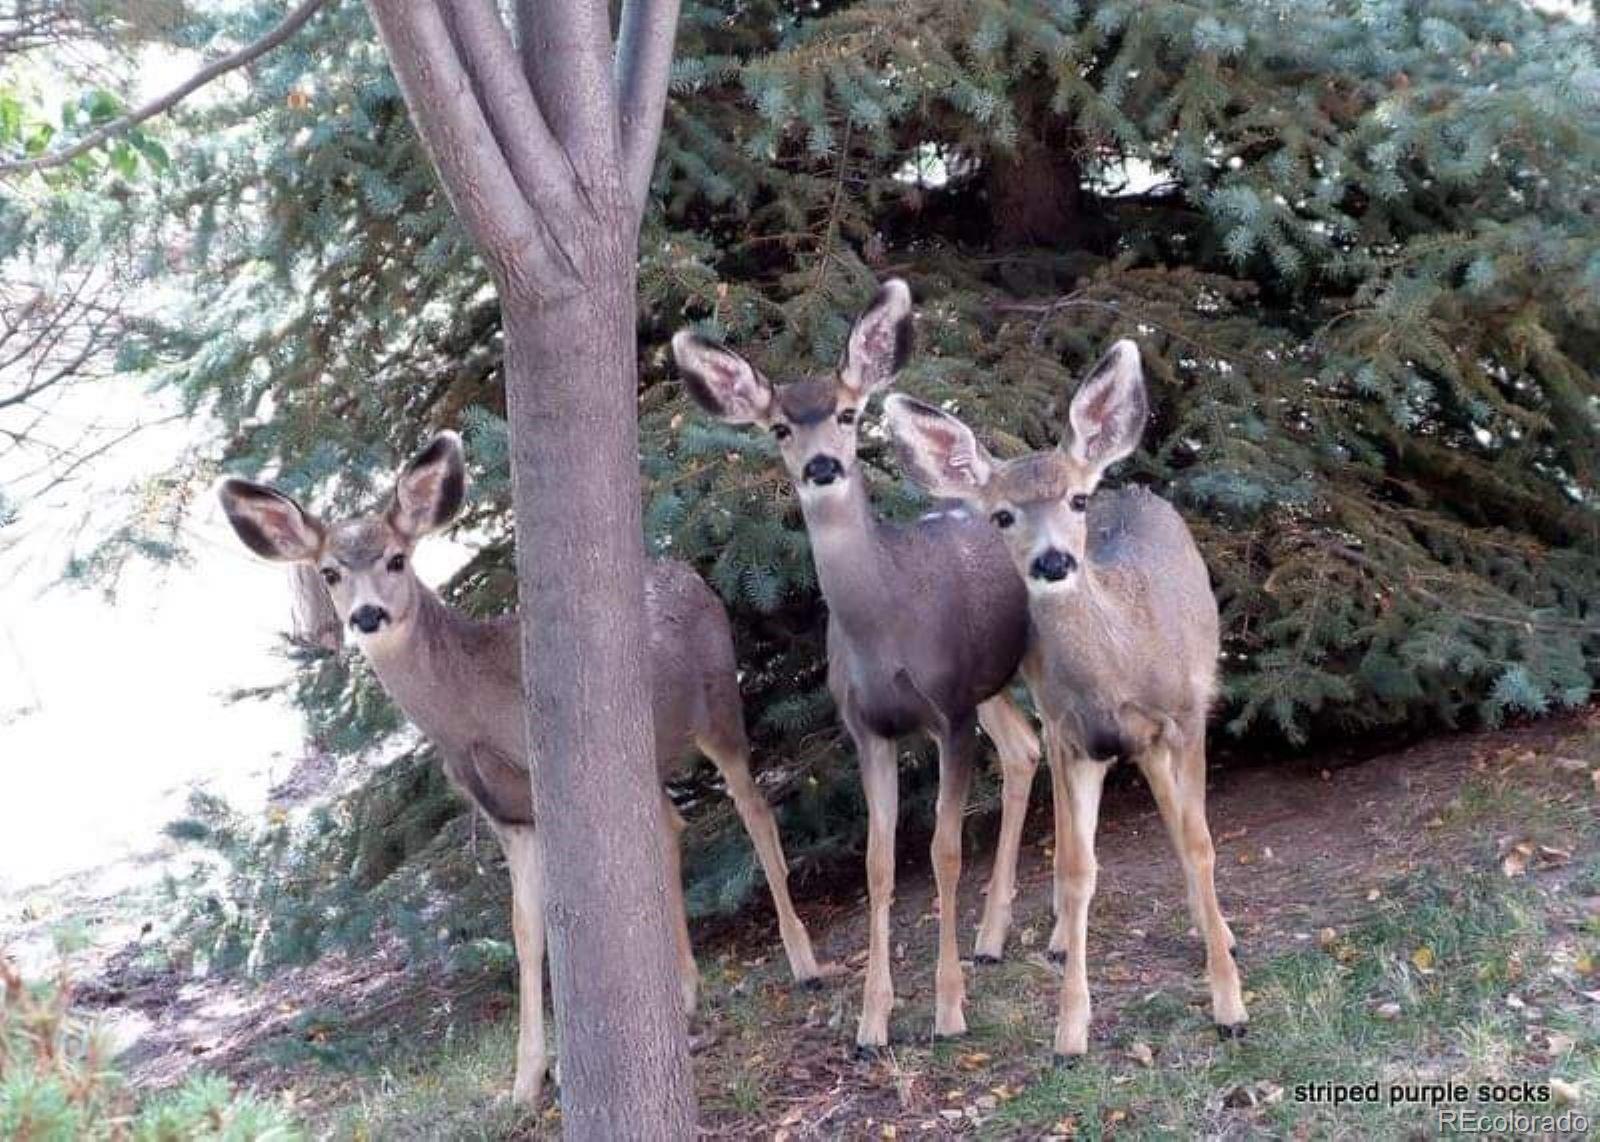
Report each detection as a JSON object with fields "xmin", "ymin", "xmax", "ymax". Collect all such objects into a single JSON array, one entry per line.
[
  {"xmin": 1051, "ymin": 749, "xmax": 1107, "ymax": 1058},
  {"xmin": 699, "ymin": 735, "xmax": 824, "ymax": 983},
  {"xmin": 1044, "ymin": 724, "xmax": 1071, "ymax": 961},
  {"xmin": 974, "ymin": 694, "xmax": 1040, "ymax": 963},
  {"xmin": 659, "ymin": 792, "xmax": 699, "ymax": 1017},
  {"xmin": 931, "ymin": 716, "xmax": 978, "ymax": 1036},
  {"xmin": 498, "ymin": 823, "xmax": 549, "ymax": 1107},
  {"xmin": 1140, "ymin": 734, "xmax": 1247, "ymax": 1032},
  {"xmin": 851, "ymin": 714, "xmax": 900, "ymax": 1051}
]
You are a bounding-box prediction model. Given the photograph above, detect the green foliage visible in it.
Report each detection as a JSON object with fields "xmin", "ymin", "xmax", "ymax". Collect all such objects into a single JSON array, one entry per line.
[
  {"xmin": 0, "ymin": 957, "xmax": 298, "ymax": 1139},
  {"xmin": 11, "ymin": 0, "xmax": 1599, "ymax": 960}
]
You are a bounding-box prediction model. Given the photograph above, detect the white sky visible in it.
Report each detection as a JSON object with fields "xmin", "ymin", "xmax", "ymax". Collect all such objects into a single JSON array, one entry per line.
[{"xmin": 0, "ymin": 382, "xmax": 303, "ymax": 897}]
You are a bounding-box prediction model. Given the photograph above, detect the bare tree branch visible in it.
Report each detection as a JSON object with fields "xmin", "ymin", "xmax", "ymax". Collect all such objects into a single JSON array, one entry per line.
[
  {"xmin": 441, "ymin": 0, "xmax": 580, "ymax": 222},
  {"xmin": 0, "ymin": 0, "xmax": 331, "ymax": 177},
  {"xmin": 615, "ymin": 0, "xmax": 681, "ymax": 219},
  {"xmin": 365, "ymin": 0, "xmax": 578, "ymax": 296}
]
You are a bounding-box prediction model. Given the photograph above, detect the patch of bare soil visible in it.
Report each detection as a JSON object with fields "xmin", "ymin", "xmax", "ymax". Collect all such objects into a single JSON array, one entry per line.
[{"xmin": 24, "ymin": 706, "xmax": 1600, "ymax": 1135}]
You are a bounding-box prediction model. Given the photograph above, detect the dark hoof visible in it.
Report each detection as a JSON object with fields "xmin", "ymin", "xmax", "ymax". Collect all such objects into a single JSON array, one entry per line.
[
  {"xmin": 1047, "ymin": 949, "xmax": 1067, "ymax": 965},
  {"xmin": 974, "ymin": 953, "xmax": 1001, "ymax": 966},
  {"xmin": 853, "ymin": 1042, "xmax": 886, "ymax": 1062},
  {"xmin": 1217, "ymin": 1023, "xmax": 1248, "ymax": 1041},
  {"xmin": 799, "ymin": 977, "xmax": 825, "ymax": 993},
  {"xmin": 1052, "ymin": 1052, "xmax": 1082, "ymax": 1069}
]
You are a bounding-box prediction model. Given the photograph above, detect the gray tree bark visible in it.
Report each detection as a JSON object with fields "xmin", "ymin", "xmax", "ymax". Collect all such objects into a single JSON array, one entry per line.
[{"xmin": 363, "ymin": 0, "xmax": 692, "ymax": 1135}]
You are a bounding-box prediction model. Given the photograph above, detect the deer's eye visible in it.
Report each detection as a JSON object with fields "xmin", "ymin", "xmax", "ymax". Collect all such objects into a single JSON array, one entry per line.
[
  {"xmin": 770, "ymin": 423, "xmax": 792, "ymax": 442},
  {"xmin": 321, "ymin": 567, "xmax": 341, "ymax": 586},
  {"xmin": 836, "ymin": 408, "xmax": 857, "ymax": 426},
  {"xmin": 1069, "ymin": 494, "xmax": 1089, "ymax": 512},
  {"xmin": 386, "ymin": 553, "xmax": 406, "ymax": 573},
  {"xmin": 991, "ymin": 509, "xmax": 1015, "ymax": 529}
]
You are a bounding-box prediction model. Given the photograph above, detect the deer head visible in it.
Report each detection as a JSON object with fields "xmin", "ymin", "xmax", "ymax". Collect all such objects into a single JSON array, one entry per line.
[
  {"xmin": 671, "ymin": 279, "xmax": 913, "ymax": 504},
  {"xmin": 218, "ymin": 432, "xmax": 467, "ymax": 641},
  {"xmin": 885, "ymin": 339, "xmax": 1148, "ymax": 595}
]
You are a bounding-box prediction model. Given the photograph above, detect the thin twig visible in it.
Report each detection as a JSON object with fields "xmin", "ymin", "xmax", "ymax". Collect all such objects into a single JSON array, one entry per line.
[{"xmin": 0, "ymin": 0, "xmax": 332, "ymax": 177}]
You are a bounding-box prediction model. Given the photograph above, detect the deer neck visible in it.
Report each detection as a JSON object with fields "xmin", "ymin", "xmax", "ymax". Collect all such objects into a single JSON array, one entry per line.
[
  {"xmin": 798, "ymin": 476, "xmax": 898, "ymax": 636},
  {"xmin": 1028, "ymin": 565, "xmax": 1129, "ymax": 692},
  {"xmin": 356, "ymin": 585, "xmax": 458, "ymax": 722}
]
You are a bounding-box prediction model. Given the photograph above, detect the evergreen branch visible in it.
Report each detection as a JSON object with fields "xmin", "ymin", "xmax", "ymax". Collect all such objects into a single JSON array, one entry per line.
[
  {"xmin": 365, "ymin": 0, "xmax": 578, "ymax": 297},
  {"xmin": 1306, "ymin": 532, "xmax": 1599, "ymax": 635},
  {"xmin": 0, "ymin": 0, "xmax": 331, "ymax": 177},
  {"xmin": 615, "ymin": 0, "xmax": 683, "ymax": 219}
]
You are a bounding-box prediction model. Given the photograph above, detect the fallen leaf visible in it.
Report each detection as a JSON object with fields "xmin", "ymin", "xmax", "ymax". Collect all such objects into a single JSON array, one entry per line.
[
  {"xmin": 1550, "ymin": 1078, "xmax": 1582, "ymax": 1105},
  {"xmin": 1546, "ymin": 1031, "xmax": 1576, "ymax": 1055},
  {"xmin": 1317, "ymin": 927, "xmax": 1339, "ymax": 949},
  {"xmin": 1373, "ymin": 1001, "xmax": 1402, "ymax": 1020},
  {"xmin": 1411, "ymin": 947, "xmax": 1435, "ymax": 972},
  {"xmin": 1502, "ymin": 849, "xmax": 1529, "ymax": 878},
  {"xmin": 957, "ymin": 1051, "xmax": 991, "ymax": 1070},
  {"xmin": 1366, "ymin": 888, "xmax": 1382, "ymax": 902},
  {"xmin": 1506, "ymin": 993, "xmax": 1526, "ymax": 1010},
  {"xmin": 1127, "ymin": 1041, "xmax": 1154, "ymax": 1067},
  {"xmin": 880, "ymin": 1126, "xmax": 898, "ymax": 1140}
]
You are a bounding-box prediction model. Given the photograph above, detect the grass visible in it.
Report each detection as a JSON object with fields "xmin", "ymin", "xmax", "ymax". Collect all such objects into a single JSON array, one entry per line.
[
  {"xmin": 325, "ymin": 1022, "xmax": 545, "ymax": 1140},
  {"xmin": 981, "ymin": 867, "xmax": 1597, "ymax": 1139},
  {"xmin": 314, "ymin": 856, "xmax": 1599, "ymax": 1140},
  {"xmin": 188, "ymin": 720, "xmax": 1600, "ymax": 1137}
]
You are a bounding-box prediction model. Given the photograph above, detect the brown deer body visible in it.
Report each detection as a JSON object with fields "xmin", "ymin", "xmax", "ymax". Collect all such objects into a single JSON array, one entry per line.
[
  {"xmin": 671, "ymin": 280, "xmax": 1042, "ymax": 1052},
  {"xmin": 887, "ymin": 340, "xmax": 1248, "ymax": 1059},
  {"xmin": 218, "ymin": 434, "xmax": 823, "ymax": 1105}
]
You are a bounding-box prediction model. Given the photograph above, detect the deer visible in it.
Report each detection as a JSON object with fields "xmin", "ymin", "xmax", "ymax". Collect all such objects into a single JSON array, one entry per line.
[
  {"xmin": 670, "ymin": 279, "xmax": 1042, "ymax": 1053},
  {"xmin": 884, "ymin": 338, "xmax": 1249, "ymax": 1060},
  {"xmin": 216, "ymin": 431, "xmax": 827, "ymax": 1106}
]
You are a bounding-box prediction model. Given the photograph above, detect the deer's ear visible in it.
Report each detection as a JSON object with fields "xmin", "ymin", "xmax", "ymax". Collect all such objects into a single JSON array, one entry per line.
[
  {"xmin": 1065, "ymin": 339, "xmax": 1148, "ymax": 481},
  {"xmin": 390, "ymin": 431, "xmax": 467, "ymax": 538},
  {"xmin": 840, "ymin": 278, "xmax": 913, "ymax": 398},
  {"xmin": 884, "ymin": 394, "xmax": 994, "ymax": 503},
  {"xmin": 217, "ymin": 479, "xmax": 325, "ymax": 563},
  {"xmin": 671, "ymin": 331, "xmax": 774, "ymax": 425}
]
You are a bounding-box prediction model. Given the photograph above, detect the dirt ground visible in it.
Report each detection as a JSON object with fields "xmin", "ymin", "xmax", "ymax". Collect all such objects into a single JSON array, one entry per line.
[{"xmin": 11, "ymin": 704, "xmax": 1600, "ymax": 1138}]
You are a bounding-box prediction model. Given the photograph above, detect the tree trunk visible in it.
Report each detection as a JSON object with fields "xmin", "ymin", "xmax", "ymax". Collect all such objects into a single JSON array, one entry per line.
[
  {"xmin": 287, "ymin": 564, "xmax": 342, "ymax": 652},
  {"xmin": 503, "ymin": 222, "xmax": 696, "ymax": 1138}
]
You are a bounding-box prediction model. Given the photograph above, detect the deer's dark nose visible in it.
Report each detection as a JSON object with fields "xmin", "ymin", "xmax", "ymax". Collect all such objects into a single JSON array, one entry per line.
[
  {"xmin": 802, "ymin": 454, "xmax": 845, "ymax": 486},
  {"xmin": 350, "ymin": 604, "xmax": 389, "ymax": 634},
  {"xmin": 1029, "ymin": 549, "xmax": 1077, "ymax": 583}
]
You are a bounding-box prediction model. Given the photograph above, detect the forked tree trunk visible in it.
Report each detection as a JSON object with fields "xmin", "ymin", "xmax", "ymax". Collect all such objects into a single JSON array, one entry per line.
[
  {"xmin": 504, "ymin": 229, "xmax": 695, "ymax": 1134},
  {"xmin": 362, "ymin": 1, "xmax": 692, "ymax": 1132}
]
